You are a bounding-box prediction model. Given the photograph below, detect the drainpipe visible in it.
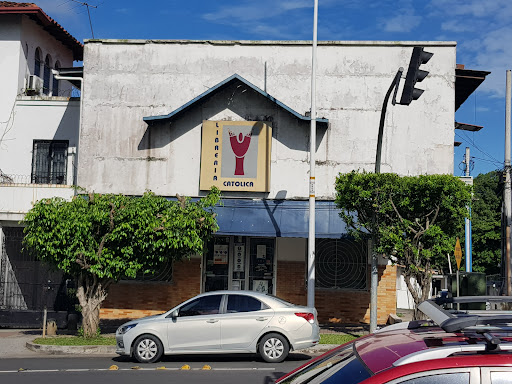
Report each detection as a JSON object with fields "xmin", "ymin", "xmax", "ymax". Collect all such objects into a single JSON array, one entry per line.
[{"xmin": 52, "ymin": 70, "xmax": 83, "ymax": 189}]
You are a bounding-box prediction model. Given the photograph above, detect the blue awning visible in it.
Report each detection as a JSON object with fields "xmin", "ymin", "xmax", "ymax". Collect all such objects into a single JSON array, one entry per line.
[{"xmin": 213, "ymin": 199, "xmax": 347, "ymax": 238}]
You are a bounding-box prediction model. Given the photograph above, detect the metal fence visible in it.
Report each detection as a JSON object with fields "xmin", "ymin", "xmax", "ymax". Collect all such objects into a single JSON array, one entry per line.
[
  {"xmin": 0, "ymin": 174, "xmax": 32, "ymax": 184},
  {"xmin": 0, "ymin": 227, "xmax": 62, "ymax": 311}
]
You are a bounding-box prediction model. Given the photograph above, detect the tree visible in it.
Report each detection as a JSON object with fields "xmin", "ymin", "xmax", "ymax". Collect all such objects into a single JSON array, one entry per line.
[
  {"xmin": 471, "ymin": 170, "xmax": 502, "ymax": 275},
  {"xmin": 22, "ymin": 188, "xmax": 221, "ymax": 337},
  {"xmin": 335, "ymin": 171, "xmax": 472, "ymax": 319}
]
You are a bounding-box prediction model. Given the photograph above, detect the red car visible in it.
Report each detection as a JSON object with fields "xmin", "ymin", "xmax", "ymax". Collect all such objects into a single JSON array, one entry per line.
[{"xmin": 276, "ymin": 296, "xmax": 512, "ymax": 384}]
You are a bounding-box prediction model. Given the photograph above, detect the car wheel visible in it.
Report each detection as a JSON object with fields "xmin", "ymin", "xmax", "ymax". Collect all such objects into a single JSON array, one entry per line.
[
  {"xmin": 259, "ymin": 333, "xmax": 289, "ymax": 363},
  {"xmin": 133, "ymin": 334, "xmax": 163, "ymax": 363}
]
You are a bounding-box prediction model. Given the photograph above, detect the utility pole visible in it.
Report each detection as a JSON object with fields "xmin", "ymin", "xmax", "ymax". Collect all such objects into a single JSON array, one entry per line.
[
  {"xmin": 307, "ymin": 0, "xmax": 318, "ymax": 308},
  {"xmin": 464, "ymin": 147, "xmax": 472, "ymax": 272},
  {"xmin": 505, "ymin": 70, "xmax": 512, "ymax": 296}
]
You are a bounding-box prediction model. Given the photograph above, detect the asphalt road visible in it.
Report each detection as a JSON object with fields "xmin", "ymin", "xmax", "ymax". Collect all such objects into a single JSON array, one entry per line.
[{"xmin": 0, "ymin": 353, "xmax": 312, "ymax": 384}]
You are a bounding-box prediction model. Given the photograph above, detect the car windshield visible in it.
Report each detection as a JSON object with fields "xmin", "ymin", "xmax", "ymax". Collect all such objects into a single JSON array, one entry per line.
[{"xmin": 278, "ymin": 344, "xmax": 371, "ymax": 384}]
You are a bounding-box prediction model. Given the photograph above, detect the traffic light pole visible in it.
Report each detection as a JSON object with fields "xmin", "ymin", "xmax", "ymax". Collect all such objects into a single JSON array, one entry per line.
[
  {"xmin": 371, "ymin": 67, "xmax": 403, "ymax": 333},
  {"xmin": 375, "ymin": 68, "xmax": 404, "ymax": 173}
]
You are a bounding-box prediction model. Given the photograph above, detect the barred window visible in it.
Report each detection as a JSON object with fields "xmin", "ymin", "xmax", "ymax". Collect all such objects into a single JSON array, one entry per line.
[
  {"xmin": 316, "ymin": 238, "xmax": 368, "ymax": 290},
  {"xmin": 31, "ymin": 140, "xmax": 68, "ymax": 184}
]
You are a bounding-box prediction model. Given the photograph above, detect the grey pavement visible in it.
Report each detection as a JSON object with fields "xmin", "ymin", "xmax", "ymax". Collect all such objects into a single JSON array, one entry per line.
[{"xmin": 0, "ymin": 329, "xmax": 42, "ymax": 358}]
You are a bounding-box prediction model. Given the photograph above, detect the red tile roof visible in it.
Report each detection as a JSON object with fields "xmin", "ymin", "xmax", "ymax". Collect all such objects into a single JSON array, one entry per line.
[{"xmin": 0, "ymin": 1, "xmax": 83, "ymax": 61}]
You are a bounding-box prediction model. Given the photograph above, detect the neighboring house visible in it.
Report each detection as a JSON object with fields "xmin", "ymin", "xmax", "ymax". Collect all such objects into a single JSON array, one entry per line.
[
  {"xmin": 79, "ymin": 40, "xmax": 487, "ymax": 324},
  {"xmin": 0, "ymin": 2, "xmax": 82, "ymax": 326}
]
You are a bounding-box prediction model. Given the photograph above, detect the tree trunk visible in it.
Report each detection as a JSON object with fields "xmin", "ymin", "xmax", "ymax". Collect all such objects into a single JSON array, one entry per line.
[
  {"xmin": 404, "ymin": 272, "xmax": 432, "ymax": 321},
  {"xmin": 76, "ymin": 273, "xmax": 112, "ymax": 337}
]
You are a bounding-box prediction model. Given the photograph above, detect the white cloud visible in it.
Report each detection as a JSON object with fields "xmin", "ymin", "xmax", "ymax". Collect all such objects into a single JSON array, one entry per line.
[
  {"xmin": 202, "ymin": 0, "xmax": 312, "ymax": 23},
  {"xmin": 426, "ymin": 0, "xmax": 512, "ymax": 98},
  {"xmin": 430, "ymin": 0, "xmax": 512, "ymax": 19},
  {"xmin": 441, "ymin": 20, "xmax": 473, "ymax": 33},
  {"xmin": 380, "ymin": 9, "xmax": 421, "ymax": 33}
]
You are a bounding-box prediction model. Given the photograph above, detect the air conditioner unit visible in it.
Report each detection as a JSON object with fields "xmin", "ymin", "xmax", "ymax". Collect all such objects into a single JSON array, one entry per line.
[{"xmin": 27, "ymin": 75, "xmax": 43, "ymax": 94}]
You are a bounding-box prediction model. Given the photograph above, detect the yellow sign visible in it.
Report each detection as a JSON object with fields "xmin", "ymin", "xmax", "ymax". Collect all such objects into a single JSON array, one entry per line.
[
  {"xmin": 199, "ymin": 120, "xmax": 272, "ymax": 192},
  {"xmin": 454, "ymin": 237, "xmax": 462, "ymax": 270}
]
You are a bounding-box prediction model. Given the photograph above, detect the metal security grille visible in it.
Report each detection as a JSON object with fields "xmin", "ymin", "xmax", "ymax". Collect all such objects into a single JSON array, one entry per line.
[
  {"xmin": 316, "ymin": 238, "xmax": 368, "ymax": 290},
  {"xmin": 31, "ymin": 140, "xmax": 68, "ymax": 184},
  {"xmin": 0, "ymin": 228, "xmax": 62, "ymax": 311}
]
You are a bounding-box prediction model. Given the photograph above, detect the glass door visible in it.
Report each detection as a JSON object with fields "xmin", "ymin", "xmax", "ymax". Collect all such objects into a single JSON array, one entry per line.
[
  {"xmin": 204, "ymin": 236, "xmax": 230, "ymax": 292},
  {"xmin": 249, "ymin": 238, "xmax": 275, "ymax": 294}
]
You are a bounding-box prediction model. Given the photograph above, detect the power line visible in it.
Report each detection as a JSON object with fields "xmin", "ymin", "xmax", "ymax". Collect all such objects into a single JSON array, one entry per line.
[{"xmin": 455, "ymin": 132, "xmax": 502, "ymax": 166}]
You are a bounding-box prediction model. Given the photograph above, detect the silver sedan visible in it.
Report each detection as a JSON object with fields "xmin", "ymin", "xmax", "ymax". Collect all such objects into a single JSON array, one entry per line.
[{"xmin": 115, "ymin": 290, "xmax": 319, "ymax": 363}]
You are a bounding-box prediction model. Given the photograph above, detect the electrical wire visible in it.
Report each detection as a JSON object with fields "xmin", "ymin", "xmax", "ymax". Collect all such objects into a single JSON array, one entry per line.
[
  {"xmin": 458, "ymin": 130, "xmax": 501, "ymax": 164},
  {"xmin": 455, "ymin": 132, "xmax": 503, "ymax": 167}
]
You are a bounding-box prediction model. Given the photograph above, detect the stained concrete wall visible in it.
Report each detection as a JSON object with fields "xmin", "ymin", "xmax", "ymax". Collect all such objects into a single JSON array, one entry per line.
[{"xmin": 79, "ymin": 40, "xmax": 456, "ymax": 199}]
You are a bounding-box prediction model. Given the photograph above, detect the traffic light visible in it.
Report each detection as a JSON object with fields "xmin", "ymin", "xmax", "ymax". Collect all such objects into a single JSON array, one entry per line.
[{"xmin": 400, "ymin": 46, "xmax": 433, "ymax": 105}]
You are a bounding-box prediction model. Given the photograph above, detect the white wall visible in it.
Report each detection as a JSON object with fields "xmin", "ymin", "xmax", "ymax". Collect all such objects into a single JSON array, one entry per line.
[
  {"xmin": 0, "ymin": 14, "xmax": 75, "ymax": 125},
  {"xmin": 0, "ymin": 184, "xmax": 75, "ymax": 222},
  {"xmin": 20, "ymin": 15, "xmax": 74, "ymax": 96},
  {"xmin": 79, "ymin": 40, "xmax": 456, "ymax": 198},
  {"xmin": 0, "ymin": 98, "xmax": 80, "ymax": 178},
  {"xmin": 0, "ymin": 15, "xmax": 22, "ymax": 122},
  {"xmin": 276, "ymin": 237, "xmax": 307, "ymax": 262}
]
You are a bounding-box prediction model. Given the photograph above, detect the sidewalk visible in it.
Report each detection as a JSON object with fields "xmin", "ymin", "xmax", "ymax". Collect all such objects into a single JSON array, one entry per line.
[{"xmin": 0, "ymin": 329, "xmax": 42, "ymax": 358}]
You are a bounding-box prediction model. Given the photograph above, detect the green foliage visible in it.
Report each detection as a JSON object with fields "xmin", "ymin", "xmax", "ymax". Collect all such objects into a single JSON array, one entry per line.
[
  {"xmin": 335, "ymin": 171, "xmax": 472, "ymax": 307},
  {"xmin": 319, "ymin": 333, "xmax": 358, "ymax": 345},
  {"xmin": 33, "ymin": 336, "xmax": 116, "ymax": 346},
  {"xmin": 22, "ymin": 187, "xmax": 221, "ymax": 283},
  {"xmin": 77, "ymin": 326, "xmax": 101, "ymax": 338},
  {"xmin": 470, "ymin": 171, "xmax": 502, "ymax": 275}
]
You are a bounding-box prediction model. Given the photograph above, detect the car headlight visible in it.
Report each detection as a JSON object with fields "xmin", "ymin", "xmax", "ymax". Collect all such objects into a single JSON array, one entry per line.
[{"xmin": 117, "ymin": 323, "xmax": 137, "ymax": 334}]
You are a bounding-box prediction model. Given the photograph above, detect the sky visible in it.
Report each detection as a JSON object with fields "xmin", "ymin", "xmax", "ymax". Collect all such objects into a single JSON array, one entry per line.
[{"xmin": 33, "ymin": 0, "xmax": 512, "ymax": 176}]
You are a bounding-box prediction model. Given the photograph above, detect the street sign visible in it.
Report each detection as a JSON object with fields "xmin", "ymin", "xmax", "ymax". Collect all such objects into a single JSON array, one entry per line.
[{"xmin": 455, "ymin": 238, "xmax": 462, "ymax": 270}]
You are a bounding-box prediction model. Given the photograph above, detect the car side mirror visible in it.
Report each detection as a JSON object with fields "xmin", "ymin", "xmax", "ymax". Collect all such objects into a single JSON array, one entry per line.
[{"xmin": 171, "ymin": 309, "xmax": 179, "ymax": 319}]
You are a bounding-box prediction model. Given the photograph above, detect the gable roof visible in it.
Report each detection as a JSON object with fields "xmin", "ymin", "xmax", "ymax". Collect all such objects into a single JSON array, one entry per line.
[
  {"xmin": 0, "ymin": 2, "xmax": 83, "ymax": 61},
  {"xmin": 143, "ymin": 73, "xmax": 329, "ymax": 124}
]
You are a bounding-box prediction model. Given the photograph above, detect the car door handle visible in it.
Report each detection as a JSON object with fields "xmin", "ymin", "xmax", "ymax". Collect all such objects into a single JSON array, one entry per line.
[
  {"xmin": 256, "ymin": 317, "xmax": 268, "ymax": 321},
  {"xmin": 206, "ymin": 319, "xmax": 219, "ymax": 323}
]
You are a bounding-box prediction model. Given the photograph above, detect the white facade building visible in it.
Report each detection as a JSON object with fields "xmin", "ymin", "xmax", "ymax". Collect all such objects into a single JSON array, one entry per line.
[
  {"xmin": 79, "ymin": 40, "xmax": 488, "ymax": 324},
  {"xmin": 80, "ymin": 40, "xmax": 457, "ymax": 197},
  {"xmin": 0, "ymin": 2, "xmax": 82, "ymax": 325}
]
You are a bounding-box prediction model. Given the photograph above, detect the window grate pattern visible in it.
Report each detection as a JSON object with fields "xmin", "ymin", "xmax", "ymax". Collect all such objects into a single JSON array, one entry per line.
[
  {"xmin": 316, "ymin": 238, "xmax": 368, "ymax": 290},
  {"xmin": 31, "ymin": 140, "xmax": 68, "ymax": 184}
]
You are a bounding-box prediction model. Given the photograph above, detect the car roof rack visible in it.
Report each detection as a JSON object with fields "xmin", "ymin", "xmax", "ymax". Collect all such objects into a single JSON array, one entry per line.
[
  {"xmin": 417, "ymin": 296, "xmax": 512, "ymax": 352},
  {"xmin": 418, "ymin": 296, "xmax": 512, "ymax": 332}
]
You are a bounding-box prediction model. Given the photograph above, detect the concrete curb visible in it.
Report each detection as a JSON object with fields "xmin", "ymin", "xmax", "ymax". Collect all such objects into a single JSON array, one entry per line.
[
  {"xmin": 296, "ymin": 344, "xmax": 339, "ymax": 354},
  {"xmin": 26, "ymin": 341, "xmax": 116, "ymax": 355},
  {"xmin": 25, "ymin": 341, "xmax": 339, "ymax": 356}
]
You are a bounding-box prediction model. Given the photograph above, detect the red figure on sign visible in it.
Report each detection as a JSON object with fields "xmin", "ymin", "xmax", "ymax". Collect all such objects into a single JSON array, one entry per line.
[{"xmin": 228, "ymin": 130, "xmax": 252, "ymax": 175}]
